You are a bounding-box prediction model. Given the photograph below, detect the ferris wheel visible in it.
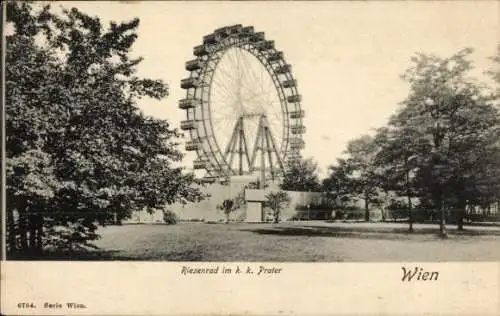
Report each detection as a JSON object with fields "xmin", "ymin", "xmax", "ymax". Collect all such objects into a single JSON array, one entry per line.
[{"xmin": 180, "ymin": 25, "xmax": 305, "ymax": 183}]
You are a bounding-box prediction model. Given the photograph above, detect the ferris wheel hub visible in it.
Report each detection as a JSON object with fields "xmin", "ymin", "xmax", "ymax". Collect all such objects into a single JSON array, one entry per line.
[{"xmin": 241, "ymin": 112, "xmax": 264, "ymax": 118}]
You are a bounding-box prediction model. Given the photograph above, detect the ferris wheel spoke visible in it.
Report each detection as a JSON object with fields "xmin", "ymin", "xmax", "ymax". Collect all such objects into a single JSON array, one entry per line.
[
  {"xmin": 210, "ymin": 100, "xmax": 236, "ymax": 118},
  {"xmin": 239, "ymin": 87, "xmax": 259, "ymax": 102},
  {"xmin": 212, "ymin": 99, "xmax": 237, "ymax": 116},
  {"xmin": 236, "ymin": 49, "xmax": 244, "ymax": 82},
  {"xmin": 211, "ymin": 103, "xmax": 235, "ymax": 119},
  {"xmin": 249, "ymin": 94, "xmax": 272, "ymax": 114},
  {"xmin": 239, "ymin": 76, "xmax": 262, "ymax": 94},
  {"xmin": 264, "ymin": 98, "xmax": 282, "ymax": 113},
  {"xmin": 216, "ymin": 60, "xmax": 239, "ymax": 91},
  {"xmin": 246, "ymin": 117, "xmax": 261, "ymax": 135},
  {"xmin": 260, "ymin": 72, "xmax": 275, "ymax": 103},
  {"xmin": 245, "ymin": 100, "xmax": 266, "ymax": 114},
  {"xmin": 267, "ymin": 117, "xmax": 282, "ymax": 132},
  {"xmin": 240, "ymin": 83, "xmax": 269, "ymax": 113},
  {"xmin": 257, "ymin": 63, "xmax": 266, "ymax": 95},
  {"xmin": 241, "ymin": 55, "xmax": 265, "ymax": 96},
  {"xmin": 228, "ymin": 50, "xmax": 238, "ymax": 82},
  {"xmin": 214, "ymin": 67, "xmax": 237, "ymax": 95},
  {"xmin": 241, "ymin": 49, "xmax": 263, "ymax": 84},
  {"xmin": 267, "ymin": 120, "xmax": 284, "ymax": 138},
  {"xmin": 213, "ymin": 120, "xmax": 237, "ymax": 145},
  {"xmin": 213, "ymin": 66, "xmax": 235, "ymax": 86},
  {"xmin": 236, "ymin": 48, "xmax": 250, "ymax": 83},
  {"xmin": 215, "ymin": 119, "xmax": 236, "ymax": 134},
  {"xmin": 238, "ymin": 49, "xmax": 278, "ymax": 115},
  {"xmin": 242, "ymin": 67, "xmax": 262, "ymax": 111},
  {"xmin": 216, "ymin": 63, "xmax": 235, "ymax": 84},
  {"xmin": 225, "ymin": 49, "xmax": 240, "ymax": 81},
  {"xmin": 263, "ymin": 91, "xmax": 281, "ymax": 107},
  {"xmin": 211, "ymin": 84, "xmax": 233, "ymax": 104},
  {"xmin": 213, "ymin": 78, "xmax": 240, "ymax": 107},
  {"xmin": 211, "ymin": 101, "xmax": 236, "ymax": 120},
  {"xmin": 234, "ymin": 48, "xmax": 261, "ymax": 114},
  {"xmin": 270, "ymin": 112, "xmax": 284, "ymax": 125},
  {"xmin": 212, "ymin": 78, "xmax": 236, "ymax": 103},
  {"xmin": 240, "ymin": 90, "xmax": 263, "ymax": 107},
  {"xmin": 211, "ymin": 106, "xmax": 237, "ymax": 123},
  {"xmin": 212, "ymin": 95, "xmax": 235, "ymax": 114},
  {"xmin": 243, "ymin": 91, "xmax": 265, "ymax": 105},
  {"xmin": 257, "ymin": 86, "xmax": 276, "ymax": 101},
  {"xmin": 216, "ymin": 120, "xmax": 235, "ymax": 136},
  {"xmin": 237, "ymin": 50, "xmax": 259, "ymax": 87}
]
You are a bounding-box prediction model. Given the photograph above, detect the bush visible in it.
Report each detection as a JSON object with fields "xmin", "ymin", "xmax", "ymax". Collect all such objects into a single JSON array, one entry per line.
[
  {"xmin": 179, "ymin": 218, "xmax": 205, "ymax": 222},
  {"xmin": 295, "ymin": 202, "xmax": 334, "ymax": 211},
  {"xmin": 332, "ymin": 209, "xmax": 364, "ymax": 220},
  {"xmin": 163, "ymin": 210, "xmax": 178, "ymax": 225}
]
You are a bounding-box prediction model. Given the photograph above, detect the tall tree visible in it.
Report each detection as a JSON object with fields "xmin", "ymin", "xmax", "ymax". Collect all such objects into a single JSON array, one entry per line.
[
  {"xmin": 281, "ymin": 158, "xmax": 321, "ymax": 192},
  {"xmin": 486, "ymin": 43, "xmax": 500, "ymax": 98},
  {"xmin": 395, "ymin": 48, "xmax": 500, "ymax": 235},
  {"xmin": 265, "ymin": 191, "xmax": 290, "ymax": 223},
  {"xmin": 323, "ymin": 158, "xmax": 355, "ymax": 209},
  {"xmin": 6, "ymin": 3, "xmax": 203, "ymax": 255},
  {"xmin": 341, "ymin": 135, "xmax": 384, "ymax": 221},
  {"xmin": 374, "ymin": 124, "xmax": 427, "ymax": 231}
]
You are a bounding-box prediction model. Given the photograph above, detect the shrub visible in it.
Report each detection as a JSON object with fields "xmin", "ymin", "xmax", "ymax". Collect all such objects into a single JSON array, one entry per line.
[
  {"xmin": 295, "ymin": 201, "xmax": 334, "ymax": 211},
  {"xmin": 265, "ymin": 191, "xmax": 291, "ymax": 223},
  {"xmin": 163, "ymin": 210, "xmax": 178, "ymax": 225}
]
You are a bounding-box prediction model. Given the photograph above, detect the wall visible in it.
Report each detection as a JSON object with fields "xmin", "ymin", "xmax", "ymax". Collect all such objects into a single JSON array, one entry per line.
[
  {"xmin": 246, "ymin": 202, "xmax": 263, "ymax": 222},
  {"xmin": 278, "ymin": 190, "xmax": 325, "ymax": 220},
  {"xmin": 125, "ymin": 180, "xmax": 252, "ymax": 224},
  {"xmin": 125, "ymin": 185, "xmax": 329, "ymax": 223}
]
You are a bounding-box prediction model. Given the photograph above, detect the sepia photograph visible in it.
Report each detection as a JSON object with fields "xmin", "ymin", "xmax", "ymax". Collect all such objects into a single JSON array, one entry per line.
[
  {"xmin": 2, "ymin": 1, "xmax": 500, "ymax": 315},
  {"xmin": 3, "ymin": 1, "xmax": 500, "ymax": 264}
]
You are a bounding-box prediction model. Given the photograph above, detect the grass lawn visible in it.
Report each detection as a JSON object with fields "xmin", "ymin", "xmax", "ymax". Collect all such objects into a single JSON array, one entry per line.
[{"xmin": 72, "ymin": 221, "xmax": 500, "ymax": 262}]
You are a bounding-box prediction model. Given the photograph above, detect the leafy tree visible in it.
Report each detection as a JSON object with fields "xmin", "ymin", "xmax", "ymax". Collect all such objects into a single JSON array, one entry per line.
[
  {"xmin": 265, "ymin": 191, "xmax": 290, "ymax": 223},
  {"xmin": 374, "ymin": 125, "xmax": 427, "ymax": 231},
  {"xmin": 163, "ymin": 210, "xmax": 178, "ymax": 225},
  {"xmin": 342, "ymin": 135, "xmax": 385, "ymax": 221},
  {"xmin": 281, "ymin": 158, "xmax": 321, "ymax": 192},
  {"xmin": 6, "ymin": 3, "xmax": 203, "ymax": 255},
  {"xmin": 486, "ymin": 43, "xmax": 500, "ymax": 98},
  {"xmin": 394, "ymin": 48, "xmax": 500, "ymax": 235},
  {"xmin": 221, "ymin": 199, "xmax": 234, "ymax": 223},
  {"xmin": 323, "ymin": 158, "xmax": 356, "ymax": 209}
]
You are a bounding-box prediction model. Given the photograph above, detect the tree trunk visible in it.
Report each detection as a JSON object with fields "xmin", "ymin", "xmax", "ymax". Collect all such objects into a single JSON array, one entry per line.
[
  {"xmin": 7, "ymin": 208, "xmax": 17, "ymax": 252},
  {"xmin": 457, "ymin": 199, "xmax": 466, "ymax": 231},
  {"xmin": 29, "ymin": 213, "xmax": 37, "ymax": 251},
  {"xmin": 407, "ymin": 171, "xmax": 413, "ymax": 233},
  {"xmin": 36, "ymin": 215, "xmax": 44, "ymax": 251},
  {"xmin": 17, "ymin": 206, "xmax": 29, "ymax": 251},
  {"xmin": 438, "ymin": 195, "xmax": 447, "ymax": 238},
  {"xmin": 439, "ymin": 209, "xmax": 447, "ymax": 237},
  {"xmin": 19, "ymin": 216, "xmax": 28, "ymax": 250},
  {"xmin": 457, "ymin": 210, "xmax": 464, "ymax": 231},
  {"xmin": 364, "ymin": 195, "xmax": 370, "ymax": 222}
]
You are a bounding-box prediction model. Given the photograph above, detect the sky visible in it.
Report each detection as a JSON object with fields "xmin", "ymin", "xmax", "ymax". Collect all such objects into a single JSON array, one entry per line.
[{"xmin": 65, "ymin": 1, "xmax": 499, "ymax": 178}]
